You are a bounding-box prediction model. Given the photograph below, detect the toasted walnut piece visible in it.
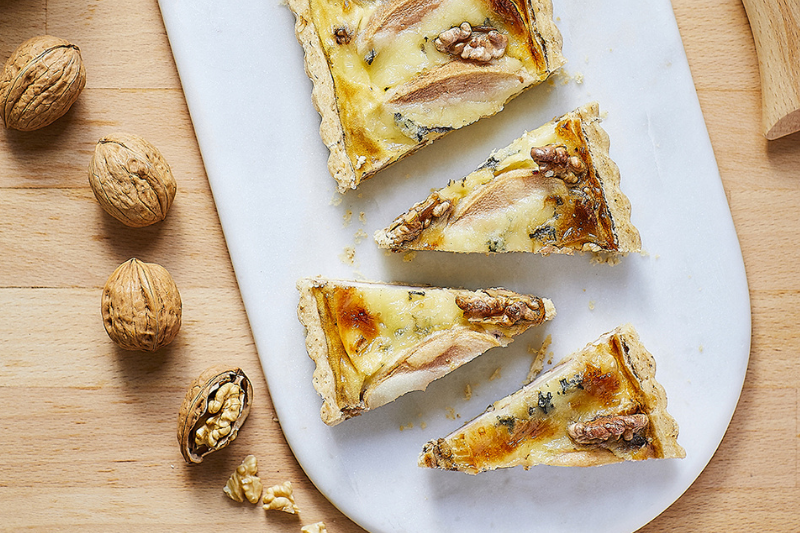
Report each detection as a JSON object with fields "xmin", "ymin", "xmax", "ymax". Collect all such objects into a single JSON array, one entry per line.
[
  {"xmin": 88, "ymin": 133, "xmax": 177, "ymax": 228},
  {"xmin": 101, "ymin": 259, "xmax": 182, "ymax": 351},
  {"xmin": 383, "ymin": 192, "xmax": 452, "ymax": 249},
  {"xmin": 530, "ymin": 144, "xmax": 587, "ymax": 185},
  {"xmin": 455, "ymin": 288, "xmax": 547, "ymax": 327},
  {"xmin": 567, "ymin": 414, "xmax": 649, "ymax": 445},
  {"xmin": 177, "ymin": 366, "xmax": 253, "ymax": 464},
  {"xmin": 224, "ymin": 455, "xmax": 263, "ymax": 504},
  {"xmin": 0, "ymin": 35, "xmax": 86, "ymax": 131},
  {"xmin": 262, "ymin": 481, "xmax": 299, "ymax": 514},
  {"xmin": 333, "ymin": 25, "xmax": 352, "ymax": 44},
  {"xmin": 435, "ymin": 22, "xmax": 508, "ymax": 62}
]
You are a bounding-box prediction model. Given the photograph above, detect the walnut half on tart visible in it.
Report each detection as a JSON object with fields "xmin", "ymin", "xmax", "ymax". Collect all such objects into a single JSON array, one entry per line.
[
  {"xmin": 297, "ymin": 277, "xmax": 555, "ymax": 425},
  {"xmin": 288, "ymin": 0, "xmax": 565, "ymax": 192},
  {"xmin": 374, "ymin": 102, "xmax": 642, "ymax": 256},
  {"xmin": 419, "ymin": 324, "xmax": 685, "ymax": 474}
]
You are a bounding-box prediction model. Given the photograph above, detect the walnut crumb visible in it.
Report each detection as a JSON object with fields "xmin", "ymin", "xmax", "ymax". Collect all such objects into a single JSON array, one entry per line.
[
  {"xmin": 301, "ymin": 522, "xmax": 327, "ymax": 533},
  {"xmin": 262, "ymin": 481, "xmax": 299, "ymax": 514}
]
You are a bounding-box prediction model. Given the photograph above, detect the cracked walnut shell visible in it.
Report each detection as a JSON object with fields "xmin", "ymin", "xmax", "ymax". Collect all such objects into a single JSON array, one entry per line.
[
  {"xmin": 177, "ymin": 366, "xmax": 253, "ymax": 464},
  {"xmin": 0, "ymin": 35, "xmax": 86, "ymax": 131},
  {"xmin": 88, "ymin": 133, "xmax": 177, "ymax": 227},
  {"xmin": 101, "ymin": 258, "xmax": 182, "ymax": 351}
]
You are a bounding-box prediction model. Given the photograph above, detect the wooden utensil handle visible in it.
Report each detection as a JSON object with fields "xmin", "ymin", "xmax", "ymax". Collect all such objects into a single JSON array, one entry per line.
[{"xmin": 741, "ymin": 0, "xmax": 800, "ymax": 140}]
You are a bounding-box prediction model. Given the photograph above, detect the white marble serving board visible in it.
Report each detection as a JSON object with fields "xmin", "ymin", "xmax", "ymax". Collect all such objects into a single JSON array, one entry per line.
[{"xmin": 159, "ymin": 1, "xmax": 751, "ymax": 531}]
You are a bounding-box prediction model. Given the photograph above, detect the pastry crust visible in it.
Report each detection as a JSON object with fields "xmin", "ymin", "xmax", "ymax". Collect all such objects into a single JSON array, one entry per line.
[
  {"xmin": 419, "ymin": 324, "xmax": 685, "ymax": 473},
  {"xmin": 297, "ymin": 277, "xmax": 555, "ymax": 425},
  {"xmin": 287, "ymin": 0, "xmax": 565, "ymax": 192},
  {"xmin": 374, "ymin": 102, "xmax": 642, "ymax": 256}
]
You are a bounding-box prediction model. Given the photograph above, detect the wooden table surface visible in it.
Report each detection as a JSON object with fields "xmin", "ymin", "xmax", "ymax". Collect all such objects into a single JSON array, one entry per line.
[{"xmin": 1, "ymin": 1, "xmax": 798, "ymax": 531}]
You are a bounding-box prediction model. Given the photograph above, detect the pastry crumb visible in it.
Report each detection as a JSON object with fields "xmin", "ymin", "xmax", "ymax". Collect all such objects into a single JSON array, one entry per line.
[
  {"xmin": 489, "ymin": 367, "xmax": 501, "ymax": 381},
  {"xmin": 590, "ymin": 253, "xmax": 621, "ymax": 265},
  {"xmin": 574, "ymin": 72, "xmax": 584, "ymax": 84},
  {"xmin": 354, "ymin": 229, "xmax": 368, "ymax": 244},
  {"xmin": 445, "ymin": 407, "xmax": 460, "ymax": 420},
  {"xmin": 343, "ymin": 210, "xmax": 353, "ymax": 226},
  {"xmin": 330, "ymin": 194, "xmax": 342, "ymax": 206},
  {"xmin": 699, "ymin": 345, "xmax": 704, "ymax": 353},
  {"xmin": 420, "ymin": 421, "xmax": 427, "ymax": 429},
  {"xmin": 359, "ymin": 211, "xmax": 367, "ymax": 224},
  {"xmin": 402, "ymin": 251, "xmax": 417, "ymax": 262},
  {"xmin": 588, "ymin": 300, "xmax": 596, "ymax": 310},
  {"xmin": 400, "ymin": 422, "xmax": 413, "ymax": 431},
  {"xmin": 339, "ymin": 246, "xmax": 356, "ymax": 266},
  {"xmin": 524, "ymin": 335, "xmax": 551, "ymax": 384}
]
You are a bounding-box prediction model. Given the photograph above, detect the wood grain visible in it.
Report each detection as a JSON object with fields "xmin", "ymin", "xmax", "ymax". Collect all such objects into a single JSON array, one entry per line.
[{"xmin": 1, "ymin": 0, "xmax": 798, "ymax": 531}]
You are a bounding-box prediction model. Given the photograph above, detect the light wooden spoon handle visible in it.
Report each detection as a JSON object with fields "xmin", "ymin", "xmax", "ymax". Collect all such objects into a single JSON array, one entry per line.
[{"xmin": 741, "ymin": 0, "xmax": 800, "ymax": 140}]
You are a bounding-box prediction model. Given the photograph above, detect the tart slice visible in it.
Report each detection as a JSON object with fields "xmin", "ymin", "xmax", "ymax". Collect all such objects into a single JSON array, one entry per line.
[
  {"xmin": 375, "ymin": 102, "xmax": 642, "ymax": 255},
  {"xmin": 288, "ymin": 0, "xmax": 565, "ymax": 192},
  {"xmin": 419, "ymin": 324, "xmax": 685, "ymax": 473},
  {"xmin": 297, "ymin": 277, "xmax": 555, "ymax": 425}
]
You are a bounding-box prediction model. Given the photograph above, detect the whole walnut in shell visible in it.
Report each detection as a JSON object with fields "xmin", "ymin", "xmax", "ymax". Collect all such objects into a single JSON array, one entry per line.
[
  {"xmin": 0, "ymin": 35, "xmax": 86, "ymax": 131},
  {"xmin": 177, "ymin": 366, "xmax": 253, "ymax": 464},
  {"xmin": 89, "ymin": 133, "xmax": 177, "ymax": 227},
  {"xmin": 101, "ymin": 258, "xmax": 182, "ymax": 351}
]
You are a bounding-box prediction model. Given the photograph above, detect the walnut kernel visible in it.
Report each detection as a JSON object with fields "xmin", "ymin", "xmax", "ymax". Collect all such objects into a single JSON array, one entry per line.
[
  {"xmin": 0, "ymin": 35, "xmax": 86, "ymax": 131},
  {"xmin": 88, "ymin": 133, "xmax": 177, "ymax": 227},
  {"xmin": 177, "ymin": 366, "xmax": 253, "ymax": 464},
  {"xmin": 262, "ymin": 481, "xmax": 299, "ymax": 514},
  {"xmin": 567, "ymin": 414, "xmax": 649, "ymax": 445},
  {"xmin": 435, "ymin": 23, "xmax": 508, "ymax": 62},
  {"xmin": 224, "ymin": 455, "xmax": 263, "ymax": 504},
  {"xmin": 455, "ymin": 288, "xmax": 549, "ymax": 326},
  {"xmin": 531, "ymin": 144, "xmax": 587, "ymax": 185},
  {"xmin": 101, "ymin": 258, "xmax": 182, "ymax": 351}
]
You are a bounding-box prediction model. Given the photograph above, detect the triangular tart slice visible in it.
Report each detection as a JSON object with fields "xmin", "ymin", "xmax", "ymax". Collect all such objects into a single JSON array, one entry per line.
[
  {"xmin": 419, "ymin": 324, "xmax": 685, "ymax": 473},
  {"xmin": 375, "ymin": 102, "xmax": 642, "ymax": 255},
  {"xmin": 288, "ymin": 0, "xmax": 565, "ymax": 191},
  {"xmin": 297, "ymin": 277, "xmax": 555, "ymax": 425}
]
